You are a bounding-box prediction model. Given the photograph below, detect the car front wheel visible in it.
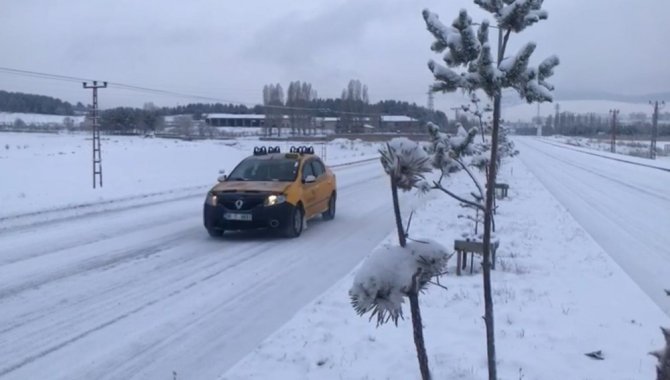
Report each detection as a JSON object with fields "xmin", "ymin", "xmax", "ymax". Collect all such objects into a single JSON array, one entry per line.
[{"xmin": 284, "ymin": 205, "xmax": 304, "ymax": 238}]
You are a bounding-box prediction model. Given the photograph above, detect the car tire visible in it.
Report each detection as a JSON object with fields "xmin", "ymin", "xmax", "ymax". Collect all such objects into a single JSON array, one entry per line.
[
  {"xmin": 284, "ymin": 205, "xmax": 304, "ymax": 238},
  {"xmin": 207, "ymin": 228, "xmax": 224, "ymax": 238},
  {"xmin": 322, "ymin": 193, "xmax": 336, "ymax": 221}
]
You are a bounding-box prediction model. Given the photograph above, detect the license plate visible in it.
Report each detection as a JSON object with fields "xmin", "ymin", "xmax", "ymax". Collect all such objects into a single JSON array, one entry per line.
[{"xmin": 224, "ymin": 212, "xmax": 252, "ymax": 221}]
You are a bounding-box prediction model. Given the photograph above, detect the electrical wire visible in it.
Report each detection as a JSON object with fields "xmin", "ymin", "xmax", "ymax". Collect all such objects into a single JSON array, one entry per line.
[{"xmin": 0, "ymin": 66, "xmax": 420, "ymax": 117}]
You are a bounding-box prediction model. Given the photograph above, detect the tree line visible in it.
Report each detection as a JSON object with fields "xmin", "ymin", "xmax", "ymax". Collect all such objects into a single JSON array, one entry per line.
[
  {"xmin": 0, "ymin": 85, "xmax": 446, "ymax": 133},
  {"xmin": 0, "ymin": 90, "xmax": 87, "ymax": 115},
  {"xmin": 509, "ymin": 111, "xmax": 670, "ymax": 136}
]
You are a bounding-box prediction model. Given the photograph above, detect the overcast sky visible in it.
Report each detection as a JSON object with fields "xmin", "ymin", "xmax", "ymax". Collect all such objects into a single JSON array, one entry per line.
[{"xmin": 1, "ymin": 0, "xmax": 668, "ymax": 118}]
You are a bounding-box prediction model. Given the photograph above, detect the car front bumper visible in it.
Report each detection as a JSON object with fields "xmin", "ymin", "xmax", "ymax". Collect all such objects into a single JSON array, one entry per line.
[{"xmin": 203, "ymin": 202, "xmax": 295, "ymax": 231}]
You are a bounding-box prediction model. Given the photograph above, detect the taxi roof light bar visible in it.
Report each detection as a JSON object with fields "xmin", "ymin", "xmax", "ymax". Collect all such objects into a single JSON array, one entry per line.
[
  {"xmin": 289, "ymin": 146, "xmax": 315, "ymax": 155},
  {"xmin": 253, "ymin": 146, "xmax": 281, "ymax": 156}
]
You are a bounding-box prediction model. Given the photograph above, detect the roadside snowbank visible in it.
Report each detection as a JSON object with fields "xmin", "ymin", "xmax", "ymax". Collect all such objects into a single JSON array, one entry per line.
[{"xmin": 222, "ymin": 157, "xmax": 670, "ymax": 380}]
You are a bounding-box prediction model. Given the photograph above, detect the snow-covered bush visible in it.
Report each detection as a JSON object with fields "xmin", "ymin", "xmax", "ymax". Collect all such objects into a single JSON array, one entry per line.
[
  {"xmin": 350, "ymin": 138, "xmax": 438, "ymax": 380},
  {"xmin": 497, "ymin": 125, "xmax": 519, "ymax": 167},
  {"xmin": 380, "ymin": 137, "xmax": 431, "ymax": 191},
  {"xmin": 426, "ymin": 121, "xmax": 486, "ymax": 217},
  {"xmin": 651, "ymin": 327, "xmax": 670, "ymax": 380},
  {"xmin": 350, "ymin": 239, "xmax": 449, "ymax": 325},
  {"xmin": 350, "ymin": 239, "xmax": 449, "ymax": 380},
  {"xmin": 379, "ymin": 138, "xmax": 432, "ymax": 248}
]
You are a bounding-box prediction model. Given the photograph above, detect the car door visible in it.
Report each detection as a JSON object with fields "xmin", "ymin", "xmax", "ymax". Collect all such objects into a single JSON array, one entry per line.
[
  {"xmin": 301, "ymin": 159, "xmax": 319, "ymax": 217},
  {"xmin": 311, "ymin": 159, "xmax": 330, "ymax": 213}
]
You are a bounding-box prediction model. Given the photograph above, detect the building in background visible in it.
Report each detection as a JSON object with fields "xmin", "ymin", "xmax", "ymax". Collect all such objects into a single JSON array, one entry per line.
[{"xmin": 379, "ymin": 115, "xmax": 421, "ymax": 133}]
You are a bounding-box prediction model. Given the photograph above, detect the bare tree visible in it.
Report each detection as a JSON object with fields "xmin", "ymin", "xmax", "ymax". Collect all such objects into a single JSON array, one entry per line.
[
  {"xmin": 174, "ymin": 115, "xmax": 194, "ymax": 138},
  {"xmin": 263, "ymin": 83, "xmax": 285, "ymax": 136}
]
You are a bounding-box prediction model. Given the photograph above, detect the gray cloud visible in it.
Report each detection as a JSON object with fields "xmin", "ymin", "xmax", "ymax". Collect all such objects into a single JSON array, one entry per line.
[{"xmin": 0, "ymin": 0, "xmax": 668, "ymax": 113}]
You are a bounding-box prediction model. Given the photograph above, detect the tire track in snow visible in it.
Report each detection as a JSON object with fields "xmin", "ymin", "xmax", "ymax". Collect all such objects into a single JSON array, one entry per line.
[
  {"xmin": 522, "ymin": 139, "xmax": 670, "ymax": 202},
  {"xmin": 0, "ymin": 236, "xmax": 279, "ymax": 377},
  {"xmin": 0, "ymin": 160, "xmax": 392, "ymax": 379}
]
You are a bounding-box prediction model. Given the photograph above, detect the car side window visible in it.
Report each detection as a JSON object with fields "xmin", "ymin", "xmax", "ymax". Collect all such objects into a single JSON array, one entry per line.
[
  {"xmin": 302, "ymin": 160, "xmax": 315, "ymax": 181},
  {"xmin": 312, "ymin": 160, "xmax": 325, "ymax": 177}
]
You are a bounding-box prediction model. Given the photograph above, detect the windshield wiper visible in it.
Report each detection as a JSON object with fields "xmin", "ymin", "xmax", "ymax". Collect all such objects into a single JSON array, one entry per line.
[{"xmin": 227, "ymin": 177, "xmax": 248, "ymax": 181}]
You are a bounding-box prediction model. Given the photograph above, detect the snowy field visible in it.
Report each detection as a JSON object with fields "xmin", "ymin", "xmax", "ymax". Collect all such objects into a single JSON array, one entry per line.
[
  {"xmin": 502, "ymin": 100, "xmax": 653, "ymax": 123},
  {"xmin": 0, "ymin": 112, "xmax": 85, "ymax": 126},
  {"xmin": 222, "ymin": 142, "xmax": 670, "ymax": 380},
  {"xmin": 547, "ymin": 135, "xmax": 670, "ymax": 163},
  {"xmin": 0, "ymin": 132, "xmax": 378, "ymax": 226}
]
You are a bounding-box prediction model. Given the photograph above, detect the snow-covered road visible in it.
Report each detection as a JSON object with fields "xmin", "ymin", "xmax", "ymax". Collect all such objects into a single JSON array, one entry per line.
[
  {"xmin": 0, "ymin": 161, "xmax": 396, "ymax": 380},
  {"xmin": 516, "ymin": 137, "xmax": 670, "ymax": 315}
]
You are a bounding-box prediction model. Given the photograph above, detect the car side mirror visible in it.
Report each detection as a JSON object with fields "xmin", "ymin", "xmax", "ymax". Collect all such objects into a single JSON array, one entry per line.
[
  {"xmin": 217, "ymin": 170, "xmax": 227, "ymax": 182},
  {"xmin": 304, "ymin": 175, "xmax": 316, "ymax": 183}
]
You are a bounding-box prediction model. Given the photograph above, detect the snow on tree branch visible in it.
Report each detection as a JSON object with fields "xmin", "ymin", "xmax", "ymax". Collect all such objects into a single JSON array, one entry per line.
[
  {"xmin": 423, "ymin": 9, "xmax": 481, "ymax": 67},
  {"xmin": 379, "ymin": 138, "xmax": 432, "ymax": 191},
  {"xmin": 499, "ymin": 42, "xmax": 535, "ymax": 84},
  {"xmin": 428, "ymin": 60, "xmax": 472, "ymax": 93},
  {"xmin": 349, "ymin": 240, "xmax": 450, "ymax": 326},
  {"xmin": 538, "ymin": 55, "xmax": 560, "ymax": 90},
  {"xmin": 423, "ymin": 1, "xmax": 559, "ymax": 104},
  {"xmin": 497, "ymin": 0, "xmax": 548, "ymax": 32}
]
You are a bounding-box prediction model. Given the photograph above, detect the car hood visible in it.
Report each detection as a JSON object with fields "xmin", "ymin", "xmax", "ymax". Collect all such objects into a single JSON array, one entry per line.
[{"xmin": 212, "ymin": 181, "xmax": 291, "ymax": 193}]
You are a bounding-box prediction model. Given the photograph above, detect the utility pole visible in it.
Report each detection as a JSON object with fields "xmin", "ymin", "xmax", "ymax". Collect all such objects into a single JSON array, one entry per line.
[
  {"xmin": 554, "ymin": 103, "xmax": 560, "ymax": 135},
  {"xmin": 427, "ymin": 85, "xmax": 434, "ymax": 112},
  {"xmin": 609, "ymin": 109, "xmax": 619, "ymax": 154},
  {"xmin": 83, "ymin": 81, "xmax": 107, "ymax": 188},
  {"xmin": 449, "ymin": 106, "xmax": 461, "ymax": 131},
  {"xmin": 536, "ymin": 103, "xmax": 542, "ymax": 136},
  {"xmin": 649, "ymin": 100, "xmax": 666, "ymax": 159}
]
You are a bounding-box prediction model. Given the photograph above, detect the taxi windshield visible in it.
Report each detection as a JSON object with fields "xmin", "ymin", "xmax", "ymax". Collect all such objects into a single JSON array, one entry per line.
[{"xmin": 227, "ymin": 157, "xmax": 299, "ymax": 182}]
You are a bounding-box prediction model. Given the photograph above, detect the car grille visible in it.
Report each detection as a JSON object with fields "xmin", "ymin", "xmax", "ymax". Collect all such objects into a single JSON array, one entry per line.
[{"xmin": 217, "ymin": 193, "xmax": 267, "ymax": 210}]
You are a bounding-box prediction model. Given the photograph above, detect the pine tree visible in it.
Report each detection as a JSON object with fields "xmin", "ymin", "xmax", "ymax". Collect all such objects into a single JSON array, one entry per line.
[
  {"xmin": 423, "ymin": 2, "xmax": 559, "ymax": 379},
  {"xmin": 651, "ymin": 327, "xmax": 670, "ymax": 380}
]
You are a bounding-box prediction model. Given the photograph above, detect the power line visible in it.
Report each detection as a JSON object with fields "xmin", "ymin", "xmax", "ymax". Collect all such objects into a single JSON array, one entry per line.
[{"xmin": 0, "ymin": 66, "xmax": 389, "ymax": 117}]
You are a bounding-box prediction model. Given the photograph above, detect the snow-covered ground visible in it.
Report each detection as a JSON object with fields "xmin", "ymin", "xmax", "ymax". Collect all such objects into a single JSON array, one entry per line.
[
  {"xmin": 516, "ymin": 137, "xmax": 670, "ymax": 315},
  {"xmin": 222, "ymin": 139, "xmax": 670, "ymax": 379},
  {"xmin": 0, "ymin": 112, "xmax": 85, "ymax": 126},
  {"xmin": 0, "ymin": 133, "xmax": 392, "ymax": 379},
  {"xmin": 0, "ymin": 132, "xmax": 379, "ymax": 225},
  {"xmin": 3, "ymin": 132, "xmax": 668, "ymax": 379}
]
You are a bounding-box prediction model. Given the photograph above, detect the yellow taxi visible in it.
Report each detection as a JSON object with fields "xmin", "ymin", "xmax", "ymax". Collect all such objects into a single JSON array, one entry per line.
[{"xmin": 203, "ymin": 146, "xmax": 337, "ymax": 238}]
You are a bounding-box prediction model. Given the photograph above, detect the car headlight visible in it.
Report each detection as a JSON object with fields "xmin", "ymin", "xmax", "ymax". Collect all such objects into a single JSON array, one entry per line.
[
  {"xmin": 265, "ymin": 194, "xmax": 286, "ymax": 206},
  {"xmin": 205, "ymin": 192, "xmax": 218, "ymax": 206}
]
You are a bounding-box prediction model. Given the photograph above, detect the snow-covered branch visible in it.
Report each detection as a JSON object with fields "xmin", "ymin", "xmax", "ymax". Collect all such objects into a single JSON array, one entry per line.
[
  {"xmin": 379, "ymin": 138, "xmax": 432, "ymax": 191},
  {"xmin": 350, "ymin": 240, "xmax": 450, "ymax": 326}
]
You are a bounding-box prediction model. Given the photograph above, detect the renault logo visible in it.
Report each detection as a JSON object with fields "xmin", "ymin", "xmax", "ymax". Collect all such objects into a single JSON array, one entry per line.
[{"xmin": 234, "ymin": 199, "xmax": 244, "ymax": 210}]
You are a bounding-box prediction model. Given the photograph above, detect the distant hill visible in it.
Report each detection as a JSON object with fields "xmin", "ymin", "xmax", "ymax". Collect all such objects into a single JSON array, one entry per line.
[{"xmin": 0, "ymin": 90, "xmax": 87, "ymax": 115}]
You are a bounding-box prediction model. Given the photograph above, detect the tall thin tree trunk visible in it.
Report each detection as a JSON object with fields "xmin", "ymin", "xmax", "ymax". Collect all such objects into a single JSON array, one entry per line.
[
  {"xmin": 482, "ymin": 93, "xmax": 501, "ymax": 380},
  {"xmin": 409, "ymin": 271, "xmax": 431, "ymax": 380},
  {"xmin": 390, "ymin": 176, "xmax": 406, "ymax": 247}
]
